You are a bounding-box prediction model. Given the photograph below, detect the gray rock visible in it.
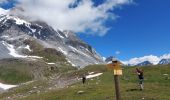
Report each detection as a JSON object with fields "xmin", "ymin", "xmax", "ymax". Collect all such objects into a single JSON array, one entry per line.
[
  {"xmin": 0, "ymin": 88, "xmax": 4, "ymax": 93},
  {"xmin": 77, "ymin": 91, "xmax": 85, "ymax": 94}
]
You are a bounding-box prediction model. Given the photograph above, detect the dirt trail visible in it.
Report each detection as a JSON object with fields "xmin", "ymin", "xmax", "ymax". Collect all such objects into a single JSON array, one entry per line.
[{"xmin": 1, "ymin": 74, "xmax": 80, "ymax": 100}]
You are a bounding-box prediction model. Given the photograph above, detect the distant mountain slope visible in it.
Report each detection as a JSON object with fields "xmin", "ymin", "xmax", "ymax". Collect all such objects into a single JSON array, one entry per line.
[
  {"xmin": 136, "ymin": 61, "xmax": 153, "ymax": 66},
  {"xmin": 158, "ymin": 59, "xmax": 170, "ymax": 65},
  {"xmin": 122, "ymin": 54, "xmax": 170, "ymax": 66},
  {"xmin": 105, "ymin": 56, "xmax": 115, "ymax": 63}
]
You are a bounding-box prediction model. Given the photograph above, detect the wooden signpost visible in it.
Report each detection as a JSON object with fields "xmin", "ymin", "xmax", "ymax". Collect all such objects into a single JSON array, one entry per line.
[{"xmin": 107, "ymin": 60, "xmax": 122, "ymax": 100}]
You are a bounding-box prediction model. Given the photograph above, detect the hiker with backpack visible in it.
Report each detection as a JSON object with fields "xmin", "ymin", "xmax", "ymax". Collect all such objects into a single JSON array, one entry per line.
[
  {"xmin": 82, "ymin": 75, "xmax": 86, "ymax": 84},
  {"xmin": 136, "ymin": 68, "xmax": 144, "ymax": 90}
]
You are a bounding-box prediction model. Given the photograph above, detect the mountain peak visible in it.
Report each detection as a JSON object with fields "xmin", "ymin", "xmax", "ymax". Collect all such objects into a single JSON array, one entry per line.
[
  {"xmin": 136, "ymin": 61, "xmax": 153, "ymax": 66},
  {"xmin": 0, "ymin": 14, "xmax": 104, "ymax": 67},
  {"xmin": 158, "ymin": 59, "xmax": 170, "ymax": 65}
]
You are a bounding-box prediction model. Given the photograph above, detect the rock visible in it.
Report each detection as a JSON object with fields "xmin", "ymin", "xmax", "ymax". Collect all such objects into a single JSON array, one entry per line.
[
  {"xmin": 0, "ymin": 88, "xmax": 4, "ymax": 93},
  {"xmin": 77, "ymin": 91, "xmax": 84, "ymax": 94}
]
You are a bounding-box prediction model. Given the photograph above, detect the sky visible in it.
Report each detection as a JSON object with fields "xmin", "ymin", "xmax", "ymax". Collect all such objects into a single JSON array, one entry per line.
[
  {"xmin": 0, "ymin": 0, "xmax": 170, "ymax": 62},
  {"xmin": 78, "ymin": 0, "xmax": 170, "ymax": 60}
]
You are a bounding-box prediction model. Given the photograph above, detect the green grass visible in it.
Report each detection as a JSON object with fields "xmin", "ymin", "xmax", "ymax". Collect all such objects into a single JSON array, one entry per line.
[
  {"xmin": 20, "ymin": 64, "xmax": 170, "ymax": 100},
  {"xmin": 0, "ymin": 80, "xmax": 48, "ymax": 99},
  {"xmin": 0, "ymin": 59, "xmax": 34, "ymax": 84},
  {"xmin": 0, "ymin": 58, "xmax": 65, "ymax": 84},
  {"xmin": 0, "ymin": 67, "xmax": 32, "ymax": 84}
]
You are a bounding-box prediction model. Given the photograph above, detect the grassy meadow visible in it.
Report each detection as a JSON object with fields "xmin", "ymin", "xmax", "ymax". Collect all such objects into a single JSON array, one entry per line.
[{"xmin": 18, "ymin": 64, "xmax": 170, "ymax": 100}]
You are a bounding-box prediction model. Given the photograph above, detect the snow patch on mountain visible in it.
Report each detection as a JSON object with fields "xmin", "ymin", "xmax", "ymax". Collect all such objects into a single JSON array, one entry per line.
[
  {"xmin": 24, "ymin": 45, "xmax": 32, "ymax": 52},
  {"xmin": 0, "ymin": 83, "xmax": 17, "ymax": 90},
  {"xmin": 47, "ymin": 63, "xmax": 55, "ymax": 65},
  {"xmin": 66, "ymin": 58, "xmax": 76, "ymax": 67},
  {"xmin": 56, "ymin": 31, "xmax": 64, "ymax": 39},
  {"xmin": 2, "ymin": 41, "xmax": 42, "ymax": 59},
  {"xmin": 58, "ymin": 47, "xmax": 68, "ymax": 55},
  {"xmin": 2, "ymin": 41, "xmax": 25, "ymax": 58},
  {"xmin": 4, "ymin": 15, "xmax": 31, "ymax": 26},
  {"xmin": 26, "ymin": 56, "xmax": 43, "ymax": 59},
  {"xmin": 86, "ymin": 73, "xmax": 103, "ymax": 79},
  {"xmin": 1, "ymin": 35, "xmax": 9, "ymax": 38},
  {"xmin": 68, "ymin": 45, "xmax": 91, "ymax": 58}
]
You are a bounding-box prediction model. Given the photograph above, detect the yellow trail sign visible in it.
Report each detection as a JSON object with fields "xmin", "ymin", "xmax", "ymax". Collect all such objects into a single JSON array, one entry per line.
[
  {"xmin": 114, "ymin": 69, "xmax": 122, "ymax": 75},
  {"xmin": 106, "ymin": 61, "xmax": 122, "ymax": 75}
]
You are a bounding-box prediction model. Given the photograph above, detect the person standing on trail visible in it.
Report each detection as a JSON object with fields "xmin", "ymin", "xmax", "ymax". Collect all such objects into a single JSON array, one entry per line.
[
  {"xmin": 82, "ymin": 75, "xmax": 86, "ymax": 84},
  {"xmin": 136, "ymin": 68, "xmax": 144, "ymax": 90}
]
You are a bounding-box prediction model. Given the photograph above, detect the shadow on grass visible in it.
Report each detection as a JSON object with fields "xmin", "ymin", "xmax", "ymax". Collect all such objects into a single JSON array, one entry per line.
[{"xmin": 126, "ymin": 88, "xmax": 141, "ymax": 92}]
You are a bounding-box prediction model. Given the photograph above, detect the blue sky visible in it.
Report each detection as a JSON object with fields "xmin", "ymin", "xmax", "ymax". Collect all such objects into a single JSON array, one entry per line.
[
  {"xmin": 79, "ymin": 0, "xmax": 170, "ymax": 60},
  {"xmin": 1, "ymin": 0, "xmax": 170, "ymax": 61}
]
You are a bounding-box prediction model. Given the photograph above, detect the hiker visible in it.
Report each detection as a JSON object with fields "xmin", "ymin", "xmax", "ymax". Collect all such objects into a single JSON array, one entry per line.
[
  {"xmin": 82, "ymin": 75, "xmax": 86, "ymax": 84},
  {"xmin": 136, "ymin": 68, "xmax": 144, "ymax": 90}
]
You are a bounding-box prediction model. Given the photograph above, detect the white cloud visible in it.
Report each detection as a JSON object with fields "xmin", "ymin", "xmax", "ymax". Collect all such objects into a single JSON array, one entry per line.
[
  {"xmin": 0, "ymin": 7, "xmax": 9, "ymax": 15},
  {"xmin": 0, "ymin": 0, "xmax": 13, "ymax": 4},
  {"xmin": 102, "ymin": 57, "xmax": 106, "ymax": 61},
  {"xmin": 123, "ymin": 55, "xmax": 160, "ymax": 65},
  {"xmin": 0, "ymin": 0, "xmax": 7, "ymax": 4},
  {"xmin": 115, "ymin": 51, "xmax": 121, "ymax": 55},
  {"xmin": 160, "ymin": 54, "xmax": 170, "ymax": 59},
  {"xmin": 122, "ymin": 54, "xmax": 170, "ymax": 66},
  {"xmin": 13, "ymin": 0, "xmax": 132, "ymax": 36}
]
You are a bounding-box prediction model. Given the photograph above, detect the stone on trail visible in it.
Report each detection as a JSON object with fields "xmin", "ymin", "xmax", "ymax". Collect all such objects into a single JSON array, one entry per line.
[{"xmin": 77, "ymin": 91, "xmax": 84, "ymax": 94}]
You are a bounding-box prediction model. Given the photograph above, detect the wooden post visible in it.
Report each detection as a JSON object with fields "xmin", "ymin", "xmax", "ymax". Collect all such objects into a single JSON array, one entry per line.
[
  {"xmin": 114, "ymin": 75, "xmax": 121, "ymax": 100},
  {"xmin": 106, "ymin": 60, "xmax": 122, "ymax": 100}
]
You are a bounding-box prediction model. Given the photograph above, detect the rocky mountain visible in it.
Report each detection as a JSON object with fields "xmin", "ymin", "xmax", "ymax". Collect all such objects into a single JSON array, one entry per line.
[
  {"xmin": 158, "ymin": 59, "xmax": 170, "ymax": 65},
  {"xmin": 105, "ymin": 56, "xmax": 115, "ymax": 63},
  {"xmin": 0, "ymin": 14, "xmax": 104, "ymax": 68},
  {"xmin": 136, "ymin": 61, "xmax": 153, "ymax": 66}
]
